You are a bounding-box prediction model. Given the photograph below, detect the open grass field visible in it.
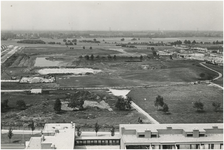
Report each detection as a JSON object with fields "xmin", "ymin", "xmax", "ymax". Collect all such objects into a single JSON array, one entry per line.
[
  {"xmin": 1, "ymin": 57, "xmax": 220, "ymax": 90},
  {"xmin": 1, "ymin": 37, "xmax": 223, "ymax": 127},
  {"xmin": 128, "ymin": 84, "xmax": 223, "ymax": 123}
]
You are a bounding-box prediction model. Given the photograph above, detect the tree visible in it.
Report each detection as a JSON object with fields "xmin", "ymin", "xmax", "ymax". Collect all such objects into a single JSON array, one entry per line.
[
  {"xmin": 199, "ymin": 73, "xmax": 206, "ymax": 79},
  {"xmin": 162, "ymin": 103, "xmax": 169, "ymax": 113},
  {"xmin": 113, "ymin": 55, "xmax": 117, "ymax": 60},
  {"xmin": 16, "ymin": 100, "xmax": 26, "ymax": 110},
  {"xmin": 63, "ymin": 39, "xmax": 67, "ymax": 42},
  {"xmin": 68, "ymin": 92, "xmax": 85, "ymax": 110},
  {"xmin": 111, "ymin": 126, "xmax": 115, "ymax": 136},
  {"xmin": 138, "ymin": 117, "xmax": 143, "ymax": 124},
  {"xmin": 140, "ymin": 55, "xmax": 143, "ymax": 61},
  {"xmin": 107, "ymin": 55, "xmax": 112, "ymax": 59},
  {"xmin": 72, "ymin": 39, "xmax": 77, "ymax": 43},
  {"xmin": 28, "ymin": 121, "xmax": 35, "ymax": 135},
  {"xmin": 193, "ymin": 101, "xmax": 204, "ymax": 112},
  {"xmin": 1, "ymin": 99, "xmax": 9, "ymax": 112},
  {"xmin": 212, "ymin": 102, "xmax": 221, "ymax": 112},
  {"xmin": 2, "ymin": 99, "xmax": 9, "ymax": 108},
  {"xmin": 76, "ymin": 126, "xmax": 82, "ymax": 136},
  {"xmin": 8, "ymin": 127, "xmax": 13, "ymax": 143},
  {"xmin": 170, "ymin": 55, "xmax": 173, "ymax": 60},
  {"xmin": 54, "ymin": 99, "xmax": 61, "ymax": 113},
  {"xmin": 83, "ymin": 46, "xmax": 85, "ymax": 49},
  {"xmin": 85, "ymin": 55, "xmax": 89, "ymax": 60},
  {"xmin": 90, "ymin": 47, "xmax": 92, "ymax": 49},
  {"xmin": 94, "ymin": 122, "xmax": 100, "ymax": 136},
  {"xmin": 152, "ymin": 50, "xmax": 157, "ymax": 57},
  {"xmin": 192, "ymin": 40, "xmax": 196, "ymax": 44},
  {"xmin": 115, "ymin": 97, "xmax": 132, "ymax": 111},
  {"xmin": 154, "ymin": 95, "xmax": 164, "ymax": 110},
  {"xmin": 121, "ymin": 38, "xmax": 125, "ymax": 41},
  {"xmin": 90, "ymin": 54, "xmax": 94, "ymax": 60}
]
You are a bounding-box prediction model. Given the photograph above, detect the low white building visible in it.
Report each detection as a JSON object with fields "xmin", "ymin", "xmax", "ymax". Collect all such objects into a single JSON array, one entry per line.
[
  {"xmin": 120, "ymin": 123, "xmax": 223, "ymax": 149},
  {"xmin": 25, "ymin": 122, "xmax": 223, "ymax": 149},
  {"xmin": 25, "ymin": 123, "xmax": 75, "ymax": 149}
]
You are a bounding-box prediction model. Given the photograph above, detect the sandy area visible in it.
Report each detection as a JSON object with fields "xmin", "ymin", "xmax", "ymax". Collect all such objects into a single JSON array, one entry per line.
[{"xmin": 38, "ymin": 68, "xmax": 102, "ymax": 75}]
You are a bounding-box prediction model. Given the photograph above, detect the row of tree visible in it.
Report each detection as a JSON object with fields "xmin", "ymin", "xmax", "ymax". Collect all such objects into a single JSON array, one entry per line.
[
  {"xmin": 79, "ymin": 54, "xmax": 117, "ymax": 60},
  {"xmin": 76, "ymin": 123, "xmax": 115, "ymax": 137},
  {"xmin": 193, "ymin": 101, "xmax": 222, "ymax": 112},
  {"xmin": 1, "ymin": 99, "xmax": 27, "ymax": 112},
  {"xmin": 154, "ymin": 95, "xmax": 222, "ymax": 113},
  {"xmin": 79, "ymin": 54, "xmax": 145, "ymax": 61}
]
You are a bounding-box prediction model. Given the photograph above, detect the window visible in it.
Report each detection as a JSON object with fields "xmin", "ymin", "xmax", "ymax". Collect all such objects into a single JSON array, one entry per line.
[
  {"xmin": 86, "ymin": 140, "xmax": 90, "ymax": 145},
  {"xmin": 151, "ymin": 134, "xmax": 157, "ymax": 138},
  {"xmin": 105, "ymin": 140, "xmax": 108, "ymax": 144},
  {"xmin": 199, "ymin": 134, "xmax": 205, "ymax": 137},
  {"xmin": 187, "ymin": 134, "xmax": 193, "ymax": 137},
  {"xmin": 94, "ymin": 140, "xmax": 97, "ymax": 145},
  {"xmin": 209, "ymin": 144, "xmax": 214, "ymax": 149},
  {"xmin": 139, "ymin": 134, "xmax": 145, "ymax": 138},
  {"xmin": 116, "ymin": 140, "xmax": 120, "ymax": 144},
  {"xmin": 97, "ymin": 140, "xmax": 101, "ymax": 145}
]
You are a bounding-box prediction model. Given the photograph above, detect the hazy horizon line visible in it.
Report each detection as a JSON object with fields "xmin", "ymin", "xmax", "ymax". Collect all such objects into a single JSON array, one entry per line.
[{"xmin": 2, "ymin": 29, "xmax": 223, "ymax": 32}]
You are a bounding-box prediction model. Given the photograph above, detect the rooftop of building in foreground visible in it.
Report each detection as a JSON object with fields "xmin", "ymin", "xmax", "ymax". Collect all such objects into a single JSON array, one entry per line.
[
  {"xmin": 25, "ymin": 122, "xmax": 223, "ymax": 149},
  {"xmin": 25, "ymin": 123, "xmax": 75, "ymax": 149},
  {"xmin": 119, "ymin": 123, "xmax": 223, "ymax": 145}
]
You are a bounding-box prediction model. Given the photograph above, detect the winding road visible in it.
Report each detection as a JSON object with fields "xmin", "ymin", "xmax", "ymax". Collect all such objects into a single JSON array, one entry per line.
[{"xmin": 199, "ymin": 62, "xmax": 223, "ymax": 90}]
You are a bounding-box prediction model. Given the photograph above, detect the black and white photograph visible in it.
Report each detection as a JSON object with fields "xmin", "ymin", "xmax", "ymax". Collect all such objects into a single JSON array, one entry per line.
[{"xmin": 1, "ymin": 0, "xmax": 223, "ymax": 149}]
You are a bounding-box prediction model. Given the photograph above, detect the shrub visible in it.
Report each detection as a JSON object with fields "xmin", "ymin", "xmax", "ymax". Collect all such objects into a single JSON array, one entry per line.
[
  {"xmin": 94, "ymin": 122, "xmax": 100, "ymax": 136},
  {"xmin": 193, "ymin": 101, "xmax": 204, "ymax": 112},
  {"xmin": 162, "ymin": 103, "xmax": 169, "ymax": 113},
  {"xmin": 8, "ymin": 127, "xmax": 13, "ymax": 143},
  {"xmin": 115, "ymin": 97, "xmax": 132, "ymax": 111},
  {"xmin": 16, "ymin": 100, "xmax": 26, "ymax": 110},
  {"xmin": 154, "ymin": 95, "xmax": 164, "ymax": 110},
  {"xmin": 54, "ymin": 99, "xmax": 61, "ymax": 112},
  {"xmin": 212, "ymin": 102, "xmax": 222, "ymax": 112}
]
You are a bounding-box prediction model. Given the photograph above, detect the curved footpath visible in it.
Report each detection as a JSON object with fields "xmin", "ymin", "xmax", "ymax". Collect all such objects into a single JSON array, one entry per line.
[{"xmin": 200, "ymin": 62, "xmax": 223, "ymax": 90}]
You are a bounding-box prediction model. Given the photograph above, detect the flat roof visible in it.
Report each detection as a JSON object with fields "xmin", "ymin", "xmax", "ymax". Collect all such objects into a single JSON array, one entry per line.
[
  {"xmin": 120, "ymin": 123, "xmax": 223, "ymax": 132},
  {"xmin": 26, "ymin": 123, "xmax": 75, "ymax": 149},
  {"xmin": 43, "ymin": 123, "xmax": 75, "ymax": 149},
  {"xmin": 120, "ymin": 123, "xmax": 223, "ymax": 144}
]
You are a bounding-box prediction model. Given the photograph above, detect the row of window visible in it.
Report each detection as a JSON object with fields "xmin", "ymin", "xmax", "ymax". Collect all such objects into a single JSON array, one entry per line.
[
  {"xmin": 75, "ymin": 139, "xmax": 120, "ymax": 146},
  {"xmin": 138, "ymin": 134, "xmax": 157, "ymax": 138},
  {"xmin": 126, "ymin": 144, "xmax": 223, "ymax": 149},
  {"xmin": 138, "ymin": 134, "xmax": 205, "ymax": 138}
]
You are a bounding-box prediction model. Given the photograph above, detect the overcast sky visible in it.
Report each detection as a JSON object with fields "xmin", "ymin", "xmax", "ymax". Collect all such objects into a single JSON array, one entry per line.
[{"xmin": 1, "ymin": 1, "xmax": 223, "ymax": 31}]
